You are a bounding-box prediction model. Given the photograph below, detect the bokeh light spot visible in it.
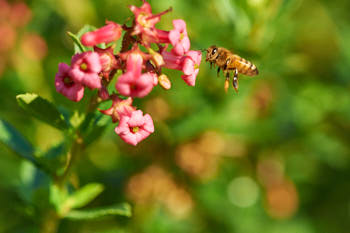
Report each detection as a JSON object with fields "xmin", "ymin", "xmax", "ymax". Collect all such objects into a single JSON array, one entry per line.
[{"xmin": 227, "ymin": 176, "xmax": 260, "ymax": 208}]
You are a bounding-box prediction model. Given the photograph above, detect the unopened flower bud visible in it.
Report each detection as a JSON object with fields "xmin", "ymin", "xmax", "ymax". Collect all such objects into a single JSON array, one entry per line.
[
  {"xmin": 98, "ymin": 86, "xmax": 110, "ymax": 100},
  {"xmin": 81, "ymin": 21, "xmax": 122, "ymax": 47},
  {"xmin": 99, "ymin": 96, "xmax": 135, "ymax": 123},
  {"xmin": 148, "ymin": 48, "xmax": 164, "ymax": 67},
  {"xmin": 158, "ymin": 74, "xmax": 171, "ymax": 90},
  {"xmin": 94, "ymin": 46, "xmax": 119, "ymax": 80}
]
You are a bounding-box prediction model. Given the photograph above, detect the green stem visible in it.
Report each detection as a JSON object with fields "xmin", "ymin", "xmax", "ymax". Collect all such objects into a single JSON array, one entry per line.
[
  {"xmin": 39, "ymin": 211, "xmax": 59, "ymax": 233},
  {"xmin": 40, "ymin": 93, "xmax": 100, "ymax": 233},
  {"xmin": 56, "ymin": 134, "xmax": 84, "ymax": 187}
]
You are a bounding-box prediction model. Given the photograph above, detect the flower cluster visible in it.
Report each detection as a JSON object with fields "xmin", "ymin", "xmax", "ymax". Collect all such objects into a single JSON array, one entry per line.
[{"xmin": 55, "ymin": 0, "xmax": 201, "ymax": 146}]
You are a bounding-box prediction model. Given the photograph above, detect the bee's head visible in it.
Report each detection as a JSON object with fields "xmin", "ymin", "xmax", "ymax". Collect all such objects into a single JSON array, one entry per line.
[{"xmin": 206, "ymin": 45, "xmax": 219, "ymax": 62}]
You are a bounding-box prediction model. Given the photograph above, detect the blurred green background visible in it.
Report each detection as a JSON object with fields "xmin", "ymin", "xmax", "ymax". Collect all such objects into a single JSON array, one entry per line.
[{"xmin": 1, "ymin": 0, "xmax": 350, "ymax": 232}]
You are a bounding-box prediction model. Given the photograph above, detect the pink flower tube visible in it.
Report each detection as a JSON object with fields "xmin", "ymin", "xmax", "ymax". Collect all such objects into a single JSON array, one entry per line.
[{"xmin": 81, "ymin": 21, "xmax": 122, "ymax": 47}]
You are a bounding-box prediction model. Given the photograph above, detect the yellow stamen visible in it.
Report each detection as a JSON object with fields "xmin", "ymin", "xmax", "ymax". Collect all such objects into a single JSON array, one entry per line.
[
  {"xmin": 80, "ymin": 63, "xmax": 88, "ymax": 71},
  {"xmin": 180, "ymin": 33, "xmax": 184, "ymax": 41},
  {"xmin": 132, "ymin": 126, "xmax": 139, "ymax": 133},
  {"xmin": 63, "ymin": 77, "xmax": 72, "ymax": 85},
  {"xmin": 138, "ymin": 13, "xmax": 151, "ymax": 28}
]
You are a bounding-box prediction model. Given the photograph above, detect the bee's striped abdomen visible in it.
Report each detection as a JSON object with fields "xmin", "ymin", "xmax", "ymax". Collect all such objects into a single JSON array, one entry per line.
[{"xmin": 234, "ymin": 56, "xmax": 259, "ymax": 76}]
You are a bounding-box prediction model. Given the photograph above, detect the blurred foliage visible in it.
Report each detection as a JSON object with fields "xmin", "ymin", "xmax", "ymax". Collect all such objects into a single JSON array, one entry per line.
[{"xmin": 0, "ymin": 0, "xmax": 350, "ymax": 232}]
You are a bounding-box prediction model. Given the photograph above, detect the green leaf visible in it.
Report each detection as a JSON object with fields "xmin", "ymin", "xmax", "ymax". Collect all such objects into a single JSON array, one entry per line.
[
  {"xmin": 50, "ymin": 182, "xmax": 68, "ymax": 211},
  {"xmin": 65, "ymin": 203, "xmax": 132, "ymax": 220},
  {"xmin": 16, "ymin": 93, "xmax": 69, "ymax": 130},
  {"xmin": 63, "ymin": 183, "xmax": 104, "ymax": 210},
  {"xmin": 38, "ymin": 142, "xmax": 69, "ymax": 176},
  {"xmin": 67, "ymin": 24, "xmax": 96, "ymax": 54},
  {"xmin": 80, "ymin": 113, "xmax": 110, "ymax": 146},
  {"xmin": 0, "ymin": 119, "xmax": 41, "ymax": 168}
]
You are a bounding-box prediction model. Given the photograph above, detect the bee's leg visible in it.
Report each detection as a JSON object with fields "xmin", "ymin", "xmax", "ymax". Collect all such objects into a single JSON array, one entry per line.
[
  {"xmin": 210, "ymin": 62, "xmax": 212, "ymax": 69},
  {"xmin": 232, "ymin": 68, "xmax": 239, "ymax": 93},
  {"xmin": 217, "ymin": 67, "xmax": 221, "ymax": 77},
  {"xmin": 224, "ymin": 71, "xmax": 230, "ymax": 93}
]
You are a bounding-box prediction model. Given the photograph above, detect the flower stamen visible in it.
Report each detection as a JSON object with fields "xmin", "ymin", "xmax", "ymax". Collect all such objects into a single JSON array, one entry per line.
[
  {"xmin": 131, "ymin": 126, "xmax": 139, "ymax": 133},
  {"xmin": 80, "ymin": 62, "xmax": 88, "ymax": 71}
]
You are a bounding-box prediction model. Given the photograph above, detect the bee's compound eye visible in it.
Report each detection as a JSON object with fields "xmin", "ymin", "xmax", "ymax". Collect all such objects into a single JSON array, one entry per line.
[{"xmin": 212, "ymin": 48, "xmax": 217, "ymax": 55}]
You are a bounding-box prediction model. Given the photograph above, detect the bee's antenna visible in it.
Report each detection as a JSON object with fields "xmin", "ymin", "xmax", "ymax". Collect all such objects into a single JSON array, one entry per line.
[{"xmin": 200, "ymin": 48, "xmax": 207, "ymax": 52}]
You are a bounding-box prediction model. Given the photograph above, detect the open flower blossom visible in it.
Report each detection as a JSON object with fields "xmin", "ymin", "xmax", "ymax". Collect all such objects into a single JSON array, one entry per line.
[
  {"xmin": 81, "ymin": 21, "xmax": 122, "ymax": 47},
  {"xmin": 115, "ymin": 110, "xmax": 154, "ymax": 146},
  {"xmin": 55, "ymin": 0, "xmax": 202, "ymax": 145},
  {"xmin": 99, "ymin": 96, "xmax": 135, "ymax": 123},
  {"xmin": 162, "ymin": 50, "xmax": 202, "ymax": 86},
  {"xmin": 169, "ymin": 19, "xmax": 190, "ymax": 56},
  {"xmin": 181, "ymin": 50, "xmax": 202, "ymax": 86},
  {"xmin": 116, "ymin": 52, "xmax": 155, "ymax": 98},
  {"xmin": 55, "ymin": 63, "xmax": 84, "ymax": 102},
  {"xmin": 129, "ymin": 0, "xmax": 171, "ymax": 44},
  {"xmin": 69, "ymin": 51, "xmax": 102, "ymax": 89}
]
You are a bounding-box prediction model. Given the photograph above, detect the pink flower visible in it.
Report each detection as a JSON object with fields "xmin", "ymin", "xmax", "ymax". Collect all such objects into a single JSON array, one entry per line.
[
  {"xmin": 69, "ymin": 51, "xmax": 102, "ymax": 89},
  {"xmin": 115, "ymin": 110, "xmax": 154, "ymax": 146},
  {"xmin": 99, "ymin": 95, "xmax": 135, "ymax": 123},
  {"xmin": 129, "ymin": 1, "xmax": 171, "ymax": 45},
  {"xmin": 162, "ymin": 50, "xmax": 202, "ymax": 86},
  {"xmin": 181, "ymin": 50, "xmax": 202, "ymax": 86},
  {"xmin": 55, "ymin": 63, "xmax": 84, "ymax": 102},
  {"xmin": 161, "ymin": 50, "xmax": 184, "ymax": 70},
  {"xmin": 81, "ymin": 21, "xmax": 122, "ymax": 47},
  {"xmin": 116, "ymin": 53, "xmax": 154, "ymax": 98},
  {"xmin": 169, "ymin": 19, "xmax": 190, "ymax": 56}
]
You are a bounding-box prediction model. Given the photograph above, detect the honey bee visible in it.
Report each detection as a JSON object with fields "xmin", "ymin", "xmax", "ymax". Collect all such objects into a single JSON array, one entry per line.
[{"xmin": 205, "ymin": 45, "xmax": 259, "ymax": 93}]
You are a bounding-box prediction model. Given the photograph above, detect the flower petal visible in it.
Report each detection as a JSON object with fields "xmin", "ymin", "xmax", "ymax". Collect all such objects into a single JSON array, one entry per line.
[
  {"xmin": 173, "ymin": 19, "xmax": 187, "ymax": 33},
  {"xmin": 143, "ymin": 114, "xmax": 154, "ymax": 133},
  {"xmin": 128, "ymin": 110, "xmax": 145, "ymax": 127},
  {"xmin": 169, "ymin": 30, "xmax": 180, "ymax": 46},
  {"xmin": 182, "ymin": 58, "xmax": 195, "ymax": 75},
  {"xmin": 82, "ymin": 73, "xmax": 102, "ymax": 89},
  {"xmin": 85, "ymin": 52, "xmax": 102, "ymax": 73},
  {"xmin": 187, "ymin": 50, "xmax": 202, "ymax": 65}
]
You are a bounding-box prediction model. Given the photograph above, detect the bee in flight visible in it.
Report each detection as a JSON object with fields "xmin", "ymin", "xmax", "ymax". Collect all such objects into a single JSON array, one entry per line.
[{"xmin": 205, "ymin": 45, "xmax": 259, "ymax": 93}]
